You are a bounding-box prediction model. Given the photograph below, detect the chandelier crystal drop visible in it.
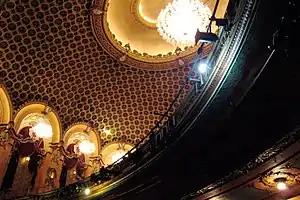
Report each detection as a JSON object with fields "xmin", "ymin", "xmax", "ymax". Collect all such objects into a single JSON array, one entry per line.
[{"xmin": 156, "ymin": 0, "xmax": 212, "ymax": 47}]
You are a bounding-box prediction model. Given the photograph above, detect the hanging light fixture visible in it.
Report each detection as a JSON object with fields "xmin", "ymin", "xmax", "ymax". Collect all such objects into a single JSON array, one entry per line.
[
  {"xmin": 79, "ymin": 140, "xmax": 96, "ymax": 154},
  {"xmin": 157, "ymin": 0, "xmax": 212, "ymax": 47},
  {"xmin": 31, "ymin": 122, "xmax": 53, "ymax": 139}
]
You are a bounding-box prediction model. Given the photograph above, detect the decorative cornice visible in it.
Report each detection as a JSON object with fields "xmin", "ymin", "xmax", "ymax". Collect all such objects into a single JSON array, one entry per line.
[
  {"xmin": 90, "ymin": 0, "xmax": 212, "ymax": 70},
  {"xmin": 130, "ymin": 0, "xmax": 156, "ymax": 29}
]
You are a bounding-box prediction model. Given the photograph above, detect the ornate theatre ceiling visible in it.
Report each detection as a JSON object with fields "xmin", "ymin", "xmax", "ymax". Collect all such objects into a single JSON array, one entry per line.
[
  {"xmin": 91, "ymin": 0, "xmax": 229, "ymax": 69},
  {"xmin": 0, "ymin": 0, "xmax": 228, "ymax": 147}
]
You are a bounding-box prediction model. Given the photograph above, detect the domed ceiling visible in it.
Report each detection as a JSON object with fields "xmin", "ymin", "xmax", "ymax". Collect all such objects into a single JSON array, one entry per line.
[
  {"xmin": 0, "ymin": 0, "xmax": 228, "ymax": 147},
  {"xmin": 91, "ymin": 0, "xmax": 229, "ymax": 69}
]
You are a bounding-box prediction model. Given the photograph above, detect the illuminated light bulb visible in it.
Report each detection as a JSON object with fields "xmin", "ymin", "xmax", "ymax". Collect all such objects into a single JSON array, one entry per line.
[
  {"xmin": 32, "ymin": 122, "xmax": 53, "ymax": 139},
  {"xmin": 79, "ymin": 140, "xmax": 96, "ymax": 154},
  {"xmin": 25, "ymin": 157, "xmax": 30, "ymax": 161},
  {"xmin": 73, "ymin": 170, "xmax": 76, "ymax": 175},
  {"xmin": 103, "ymin": 127, "xmax": 111, "ymax": 135},
  {"xmin": 277, "ymin": 182, "xmax": 287, "ymax": 190},
  {"xmin": 111, "ymin": 151, "xmax": 126, "ymax": 163},
  {"xmin": 84, "ymin": 188, "xmax": 91, "ymax": 195},
  {"xmin": 198, "ymin": 63, "xmax": 207, "ymax": 73}
]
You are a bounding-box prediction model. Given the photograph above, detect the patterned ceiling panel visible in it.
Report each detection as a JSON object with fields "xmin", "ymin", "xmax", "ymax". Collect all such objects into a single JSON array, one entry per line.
[{"xmin": 0, "ymin": 0, "xmax": 190, "ymax": 147}]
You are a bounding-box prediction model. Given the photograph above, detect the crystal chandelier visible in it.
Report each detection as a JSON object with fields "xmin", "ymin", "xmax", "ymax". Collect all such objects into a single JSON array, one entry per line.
[{"xmin": 157, "ymin": 0, "xmax": 212, "ymax": 47}]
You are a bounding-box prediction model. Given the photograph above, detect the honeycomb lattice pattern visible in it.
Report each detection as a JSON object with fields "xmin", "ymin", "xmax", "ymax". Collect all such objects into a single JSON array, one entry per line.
[{"xmin": 0, "ymin": 0, "xmax": 190, "ymax": 146}]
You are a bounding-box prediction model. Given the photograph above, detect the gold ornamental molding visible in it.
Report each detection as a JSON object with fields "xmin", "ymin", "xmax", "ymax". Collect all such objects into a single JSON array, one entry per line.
[
  {"xmin": 130, "ymin": 0, "xmax": 156, "ymax": 29},
  {"xmin": 90, "ymin": 0, "xmax": 212, "ymax": 70}
]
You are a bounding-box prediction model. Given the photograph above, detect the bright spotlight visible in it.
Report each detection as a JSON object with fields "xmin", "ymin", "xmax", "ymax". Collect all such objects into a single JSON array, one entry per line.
[
  {"xmin": 198, "ymin": 63, "xmax": 207, "ymax": 73},
  {"xmin": 84, "ymin": 188, "xmax": 91, "ymax": 195}
]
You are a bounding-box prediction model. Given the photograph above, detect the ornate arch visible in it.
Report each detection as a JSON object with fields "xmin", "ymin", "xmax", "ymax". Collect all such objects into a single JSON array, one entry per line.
[
  {"xmin": 63, "ymin": 123, "xmax": 101, "ymax": 156},
  {"xmin": 13, "ymin": 102, "xmax": 62, "ymax": 144},
  {"xmin": 0, "ymin": 84, "xmax": 13, "ymax": 124},
  {"xmin": 100, "ymin": 141, "xmax": 134, "ymax": 165}
]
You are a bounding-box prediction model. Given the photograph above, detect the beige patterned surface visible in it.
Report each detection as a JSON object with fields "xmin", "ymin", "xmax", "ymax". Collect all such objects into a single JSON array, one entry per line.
[{"xmin": 0, "ymin": 0, "xmax": 191, "ymax": 147}]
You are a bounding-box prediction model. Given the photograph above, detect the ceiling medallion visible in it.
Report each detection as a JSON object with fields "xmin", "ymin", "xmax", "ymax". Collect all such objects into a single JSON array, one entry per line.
[
  {"xmin": 157, "ymin": 0, "xmax": 212, "ymax": 47},
  {"xmin": 130, "ymin": 0, "xmax": 157, "ymax": 29},
  {"xmin": 90, "ymin": 0, "xmax": 212, "ymax": 70}
]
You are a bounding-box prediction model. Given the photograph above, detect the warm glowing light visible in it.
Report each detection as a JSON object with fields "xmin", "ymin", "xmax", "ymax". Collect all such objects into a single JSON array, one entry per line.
[
  {"xmin": 103, "ymin": 127, "xmax": 111, "ymax": 135},
  {"xmin": 21, "ymin": 157, "xmax": 31, "ymax": 165},
  {"xmin": 84, "ymin": 188, "xmax": 91, "ymax": 195},
  {"xmin": 73, "ymin": 170, "xmax": 76, "ymax": 175},
  {"xmin": 157, "ymin": 0, "xmax": 211, "ymax": 47},
  {"xmin": 198, "ymin": 63, "xmax": 207, "ymax": 73},
  {"xmin": 277, "ymin": 182, "xmax": 287, "ymax": 190},
  {"xmin": 138, "ymin": 3, "xmax": 157, "ymax": 24},
  {"xmin": 32, "ymin": 122, "xmax": 53, "ymax": 139},
  {"xmin": 111, "ymin": 151, "xmax": 126, "ymax": 163},
  {"xmin": 79, "ymin": 140, "xmax": 96, "ymax": 154}
]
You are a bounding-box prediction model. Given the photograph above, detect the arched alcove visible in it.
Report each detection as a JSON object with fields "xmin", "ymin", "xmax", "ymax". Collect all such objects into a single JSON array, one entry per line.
[
  {"xmin": 0, "ymin": 103, "xmax": 63, "ymax": 196},
  {"xmin": 0, "ymin": 84, "xmax": 13, "ymax": 189},
  {"xmin": 0, "ymin": 84, "xmax": 12, "ymax": 123},
  {"xmin": 63, "ymin": 123, "xmax": 101, "ymax": 156},
  {"xmin": 14, "ymin": 103, "xmax": 62, "ymax": 145},
  {"xmin": 101, "ymin": 142, "xmax": 134, "ymax": 166},
  {"xmin": 60, "ymin": 124, "xmax": 101, "ymax": 186}
]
